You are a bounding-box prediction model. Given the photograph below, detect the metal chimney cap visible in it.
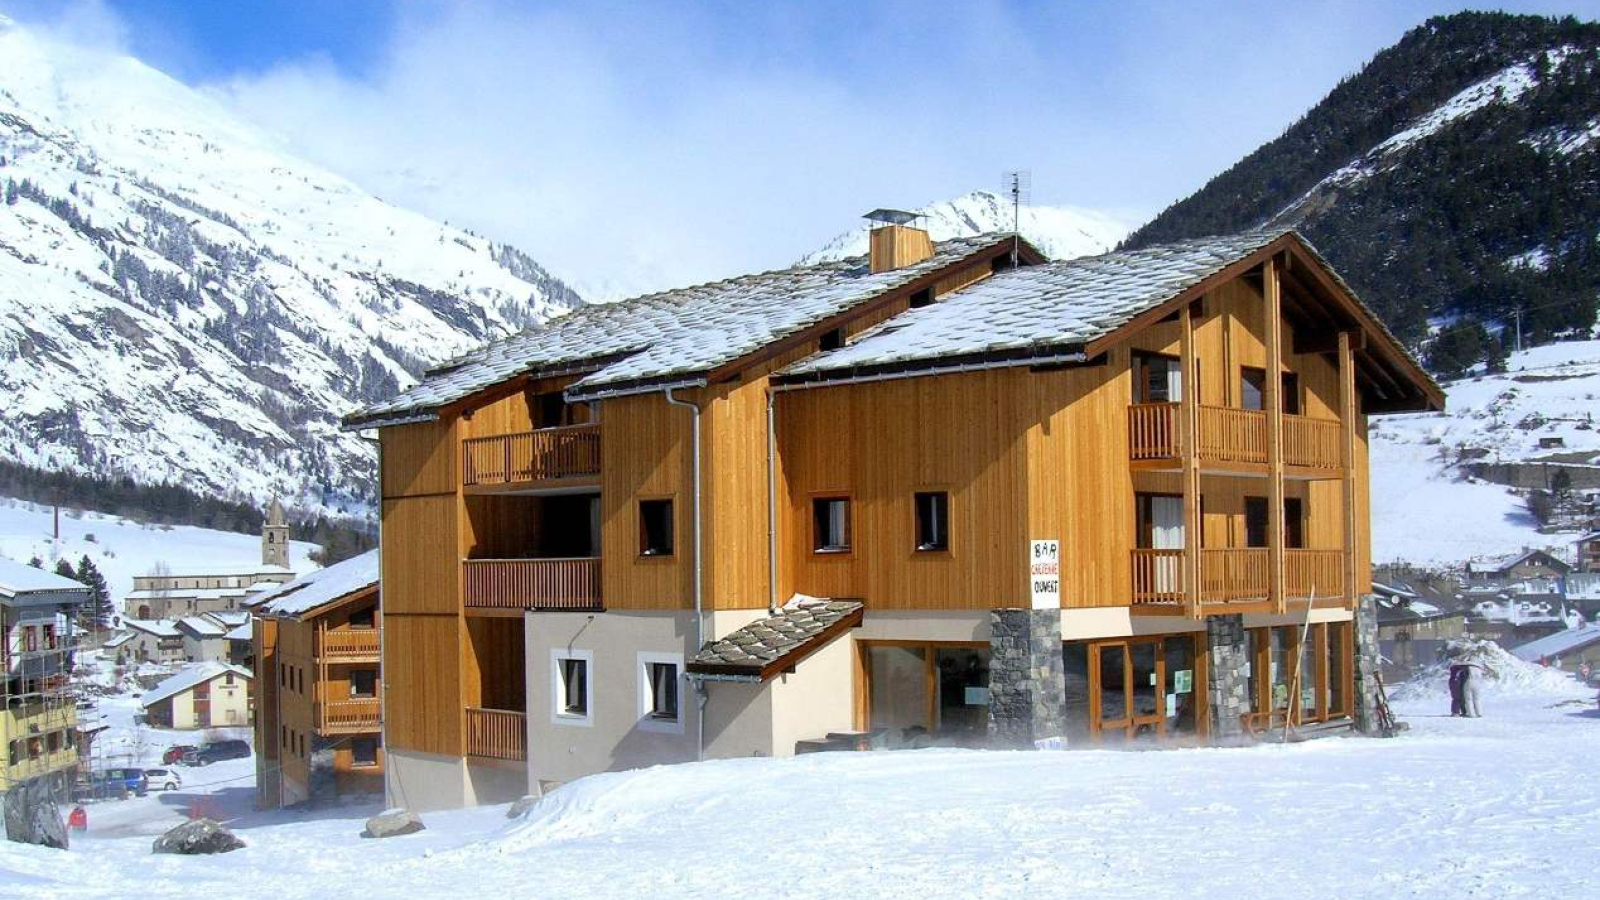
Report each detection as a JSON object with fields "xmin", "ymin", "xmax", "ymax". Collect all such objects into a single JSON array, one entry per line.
[{"xmin": 863, "ymin": 208, "xmax": 923, "ymax": 227}]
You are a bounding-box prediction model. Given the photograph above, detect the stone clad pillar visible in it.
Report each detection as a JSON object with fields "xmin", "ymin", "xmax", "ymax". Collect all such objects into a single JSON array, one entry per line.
[
  {"xmin": 1205, "ymin": 614, "xmax": 1248, "ymax": 739},
  {"xmin": 987, "ymin": 609, "xmax": 1066, "ymax": 747},
  {"xmin": 1351, "ymin": 596, "xmax": 1387, "ymax": 735}
]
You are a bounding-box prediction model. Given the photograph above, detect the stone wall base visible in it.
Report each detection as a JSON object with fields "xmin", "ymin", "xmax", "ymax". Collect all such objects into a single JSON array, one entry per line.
[
  {"xmin": 1205, "ymin": 614, "xmax": 1248, "ymax": 739},
  {"xmin": 987, "ymin": 608, "xmax": 1066, "ymax": 747}
]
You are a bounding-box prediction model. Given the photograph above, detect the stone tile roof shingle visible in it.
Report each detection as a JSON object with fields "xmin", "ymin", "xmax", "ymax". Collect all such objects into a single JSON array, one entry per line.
[
  {"xmin": 345, "ymin": 235, "xmax": 1013, "ymax": 429},
  {"xmin": 688, "ymin": 598, "xmax": 863, "ymax": 681}
]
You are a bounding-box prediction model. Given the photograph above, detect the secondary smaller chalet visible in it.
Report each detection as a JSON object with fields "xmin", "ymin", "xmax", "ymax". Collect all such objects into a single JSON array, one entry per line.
[{"xmin": 141, "ymin": 662, "xmax": 253, "ymax": 729}]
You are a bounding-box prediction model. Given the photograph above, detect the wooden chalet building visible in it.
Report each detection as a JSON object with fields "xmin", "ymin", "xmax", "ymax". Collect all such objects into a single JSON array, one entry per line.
[
  {"xmin": 252, "ymin": 551, "xmax": 382, "ymax": 809},
  {"xmin": 344, "ymin": 216, "xmax": 1442, "ymax": 810}
]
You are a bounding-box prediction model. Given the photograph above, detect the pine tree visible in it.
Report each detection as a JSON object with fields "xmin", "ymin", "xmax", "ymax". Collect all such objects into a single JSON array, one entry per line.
[
  {"xmin": 74, "ymin": 555, "xmax": 112, "ymax": 631},
  {"xmin": 52, "ymin": 559, "xmax": 74, "ymax": 580},
  {"xmin": 27, "ymin": 555, "xmax": 43, "ymax": 568}
]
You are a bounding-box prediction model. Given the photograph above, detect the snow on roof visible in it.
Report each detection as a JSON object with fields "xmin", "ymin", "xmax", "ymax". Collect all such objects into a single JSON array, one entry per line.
[
  {"xmin": 344, "ymin": 234, "xmax": 1014, "ymax": 427},
  {"xmin": 140, "ymin": 662, "xmax": 251, "ymax": 708},
  {"xmin": 257, "ymin": 551, "xmax": 378, "ymax": 618},
  {"xmin": 781, "ymin": 230, "xmax": 1288, "ymax": 380},
  {"xmin": 209, "ymin": 610, "xmax": 249, "ymax": 627},
  {"xmin": 1373, "ymin": 581, "xmax": 1419, "ymax": 599},
  {"xmin": 139, "ymin": 563, "xmax": 294, "ymax": 578},
  {"xmin": 0, "ymin": 555, "xmax": 88, "ymax": 597},
  {"xmin": 102, "ymin": 631, "xmax": 135, "ymax": 648},
  {"xmin": 124, "ymin": 586, "xmax": 255, "ymax": 601},
  {"xmin": 225, "ymin": 622, "xmax": 252, "ymax": 642},
  {"xmin": 1467, "ymin": 549, "xmax": 1569, "ymax": 574},
  {"xmin": 124, "ymin": 618, "xmax": 180, "ymax": 638},
  {"xmin": 1511, "ymin": 625, "xmax": 1600, "ymax": 662},
  {"xmin": 177, "ymin": 616, "xmax": 226, "ymax": 638}
]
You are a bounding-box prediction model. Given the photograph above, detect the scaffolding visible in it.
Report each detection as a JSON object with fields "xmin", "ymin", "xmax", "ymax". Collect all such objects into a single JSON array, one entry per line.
[{"xmin": 2, "ymin": 591, "xmax": 87, "ymax": 810}]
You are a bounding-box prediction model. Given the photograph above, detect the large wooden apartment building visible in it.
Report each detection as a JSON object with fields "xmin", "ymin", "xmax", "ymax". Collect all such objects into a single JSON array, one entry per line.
[
  {"xmin": 345, "ymin": 218, "xmax": 1441, "ymax": 810},
  {"xmin": 252, "ymin": 551, "xmax": 382, "ymax": 809}
]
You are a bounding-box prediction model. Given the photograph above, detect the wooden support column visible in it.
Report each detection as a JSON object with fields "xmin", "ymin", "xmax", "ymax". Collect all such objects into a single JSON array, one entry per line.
[
  {"xmin": 1180, "ymin": 302, "xmax": 1202, "ymax": 618},
  {"xmin": 1264, "ymin": 259, "xmax": 1286, "ymax": 614},
  {"xmin": 1338, "ymin": 330, "xmax": 1359, "ymax": 608}
]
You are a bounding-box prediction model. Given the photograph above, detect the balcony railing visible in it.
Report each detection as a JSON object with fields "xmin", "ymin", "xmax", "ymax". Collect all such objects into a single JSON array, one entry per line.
[
  {"xmin": 463, "ymin": 558, "xmax": 602, "ymax": 611},
  {"xmin": 466, "ymin": 707, "xmax": 527, "ymax": 761},
  {"xmin": 1132, "ymin": 548, "xmax": 1347, "ymax": 608},
  {"xmin": 1127, "ymin": 402, "xmax": 1343, "ymax": 471},
  {"xmin": 462, "ymin": 424, "xmax": 600, "ymax": 487},
  {"xmin": 319, "ymin": 698, "xmax": 381, "ymax": 734},
  {"xmin": 1286, "ymin": 549, "xmax": 1345, "ymax": 600},
  {"xmin": 319, "ymin": 629, "xmax": 380, "ymax": 660}
]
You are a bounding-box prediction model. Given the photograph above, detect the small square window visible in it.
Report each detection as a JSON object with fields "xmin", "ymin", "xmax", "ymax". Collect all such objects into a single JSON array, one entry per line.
[
  {"xmin": 639, "ymin": 499, "xmax": 674, "ymax": 557},
  {"xmin": 637, "ymin": 653, "xmax": 684, "ymax": 733},
  {"xmin": 914, "ymin": 492, "xmax": 949, "ymax": 552},
  {"xmin": 552, "ymin": 650, "xmax": 593, "ymax": 726},
  {"xmin": 350, "ymin": 669, "xmax": 377, "ymax": 698},
  {"xmin": 351, "ymin": 737, "xmax": 379, "ymax": 767},
  {"xmin": 349, "ymin": 607, "xmax": 375, "ymax": 629},
  {"xmin": 812, "ymin": 497, "xmax": 851, "ymax": 553},
  {"xmin": 648, "ymin": 662, "xmax": 678, "ymax": 719}
]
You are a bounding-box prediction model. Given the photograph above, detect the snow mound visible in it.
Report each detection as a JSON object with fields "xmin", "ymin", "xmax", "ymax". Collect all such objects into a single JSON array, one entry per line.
[{"xmin": 1389, "ymin": 638, "xmax": 1588, "ymax": 703}]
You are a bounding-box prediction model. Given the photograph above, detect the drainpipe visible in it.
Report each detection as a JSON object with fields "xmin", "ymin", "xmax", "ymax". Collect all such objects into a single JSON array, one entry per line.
[
  {"xmin": 765, "ymin": 388, "xmax": 779, "ymax": 616},
  {"xmin": 663, "ymin": 387, "xmax": 706, "ymax": 762}
]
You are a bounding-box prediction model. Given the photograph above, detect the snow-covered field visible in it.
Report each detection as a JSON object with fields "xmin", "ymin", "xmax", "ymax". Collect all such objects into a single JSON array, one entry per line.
[
  {"xmin": 1369, "ymin": 339, "xmax": 1600, "ymax": 567},
  {"xmin": 4, "ymin": 661, "xmax": 1593, "ymax": 899},
  {"xmin": 0, "ymin": 497, "xmax": 318, "ymax": 601}
]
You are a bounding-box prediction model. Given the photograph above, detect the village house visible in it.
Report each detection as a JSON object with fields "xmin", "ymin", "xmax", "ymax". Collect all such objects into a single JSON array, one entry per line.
[
  {"xmin": 344, "ymin": 220, "xmax": 1442, "ymax": 810},
  {"xmin": 1372, "ymin": 580, "xmax": 1467, "ymax": 681},
  {"xmin": 1512, "ymin": 623, "xmax": 1600, "ymax": 676},
  {"xmin": 252, "ymin": 552, "xmax": 382, "ymax": 809},
  {"xmin": 121, "ymin": 500, "xmax": 296, "ymax": 620},
  {"xmin": 140, "ymin": 662, "xmax": 253, "ymax": 729},
  {"xmin": 1464, "ymin": 548, "xmax": 1572, "ymax": 586},
  {"xmin": 1576, "ymin": 531, "xmax": 1600, "ymax": 575},
  {"xmin": 0, "ymin": 557, "xmax": 87, "ymax": 798}
]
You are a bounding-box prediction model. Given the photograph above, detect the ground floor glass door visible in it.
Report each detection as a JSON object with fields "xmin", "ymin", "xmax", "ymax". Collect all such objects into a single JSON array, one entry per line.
[{"xmin": 1081, "ymin": 635, "xmax": 1205, "ymax": 744}]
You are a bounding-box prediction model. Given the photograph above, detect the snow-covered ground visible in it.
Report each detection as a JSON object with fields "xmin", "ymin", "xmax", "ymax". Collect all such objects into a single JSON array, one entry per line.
[
  {"xmin": 0, "ymin": 497, "xmax": 318, "ymax": 601},
  {"xmin": 5, "ymin": 655, "xmax": 1593, "ymax": 899},
  {"xmin": 1369, "ymin": 339, "xmax": 1600, "ymax": 567}
]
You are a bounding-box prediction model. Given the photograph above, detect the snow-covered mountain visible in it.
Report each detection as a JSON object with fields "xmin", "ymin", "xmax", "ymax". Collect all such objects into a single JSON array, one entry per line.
[
  {"xmin": 1370, "ymin": 340, "xmax": 1600, "ymax": 568},
  {"xmin": 800, "ymin": 190, "xmax": 1132, "ymax": 265},
  {"xmin": 0, "ymin": 15, "xmax": 581, "ymax": 517}
]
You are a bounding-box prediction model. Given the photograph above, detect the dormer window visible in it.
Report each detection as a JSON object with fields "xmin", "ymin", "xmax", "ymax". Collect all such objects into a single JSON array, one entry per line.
[{"xmin": 820, "ymin": 327, "xmax": 845, "ymax": 352}]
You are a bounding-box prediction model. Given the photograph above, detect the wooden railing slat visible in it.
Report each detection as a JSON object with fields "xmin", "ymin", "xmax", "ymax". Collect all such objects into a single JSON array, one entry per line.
[
  {"xmin": 463, "ymin": 558, "xmax": 602, "ymax": 610},
  {"xmin": 465, "ymin": 707, "xmax": 527, "ymax": 761},
  {"xmin": 462, "ymin": 424, "xmax": 601, "ymax": 487}
]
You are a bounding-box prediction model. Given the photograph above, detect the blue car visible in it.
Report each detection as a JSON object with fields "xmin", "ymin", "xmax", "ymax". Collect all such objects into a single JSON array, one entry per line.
[{"xmin": 100, "ymin": 767, "xmax": 148, "ymax": 795}]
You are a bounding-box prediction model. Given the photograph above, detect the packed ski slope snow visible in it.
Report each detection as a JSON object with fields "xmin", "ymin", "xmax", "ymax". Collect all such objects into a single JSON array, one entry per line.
[
  {"xmin": 802, "ymin": 190, "xmax": 1132, "ymax": 265},
  {"xmin": 3, "ymin": 667, "xmax": 1592, "ymax": 899},
  {"xmin": 0, "ymin": 15, "xmax": 580, "ymax": 515},
  {"xmin": 0, "ymin": 498, "xmax": 317, "ymax": 601},
  {"xmin": 1368, "ymin": 339, "xmax": 1600, "ymax": 567}
]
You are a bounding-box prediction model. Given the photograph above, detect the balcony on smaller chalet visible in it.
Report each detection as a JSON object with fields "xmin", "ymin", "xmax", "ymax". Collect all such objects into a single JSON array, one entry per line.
[
  {"xmin": 318, "ymin": 698, "xmax": 382, "ymax": 735},
  {"xmin": 1131, "ymin": 548, "xmax": 1348, "ymax": 614},
  {"xmin": 1127, "ymin": 403, "xmax": 1344, "ymax": 477},
  {"xmin": 317, "ymin": 629, "xmax": 380, "ymax": 662},
  {"xmin": 465, "ymin": 706, "xmax": 527, "ymax": 762},
  {"xmin": 461, "ymin": 424, "xmax": 601, "ymax": 493}
]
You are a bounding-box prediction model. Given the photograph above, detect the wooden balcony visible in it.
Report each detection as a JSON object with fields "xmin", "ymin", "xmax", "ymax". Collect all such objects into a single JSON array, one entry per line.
[
  {"xmin": 462, "ymin": 424, "xmax": 600, "ymax": 491},
  {"xmin": 318, "ymin": 629, "xmax": 380, "ymax": 661},
  {"xmin": 1131, "ymin": 548, "xmax": 1348, "ymax": 612},
  {"xmin": 319, "ymin": 698, "xmax": 381, "ymax": 734},
  {"xmin": 1128, "ymin": 403, "xmax": 1344, "ymax": 477},
  {"xmin": 463, "ymin": 558, "xmax": 602, "ymax": 613},
  {"xmin": 465, "ymin": 707, "xmax": 526, "ymax": 761}
]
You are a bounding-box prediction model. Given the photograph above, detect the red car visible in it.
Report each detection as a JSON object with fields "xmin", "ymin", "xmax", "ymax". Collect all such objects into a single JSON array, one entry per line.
[{"xmin": 162, "ymin": 745, "xmax": 198, "ymax": 765}]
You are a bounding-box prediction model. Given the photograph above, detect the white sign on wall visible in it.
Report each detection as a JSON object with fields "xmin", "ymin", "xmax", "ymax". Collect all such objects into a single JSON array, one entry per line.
[{"xmin": 1029, "ymin": 539, "xmax": 1060, "ymax": 609}]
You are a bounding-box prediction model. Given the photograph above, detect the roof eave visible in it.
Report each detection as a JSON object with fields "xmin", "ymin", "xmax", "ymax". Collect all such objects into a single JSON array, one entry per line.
[{"xmin": 772, "ymin": 343, "xmax": 1089, "ymax": 389}]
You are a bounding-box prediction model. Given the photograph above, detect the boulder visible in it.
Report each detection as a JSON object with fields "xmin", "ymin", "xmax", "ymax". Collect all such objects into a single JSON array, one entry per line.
[
  {"xmin": 152, "ymin": 818, "xmax": 244, "ymax": 855},
  {"xmin": 3, "ymin": 778, "xmax": 67, "ymax": 850},
  {"xmin": 362, "ymin": 809, "xmax": 424, "ymax": 839},
  {"xmin": 506, "ymin": 794, "xmax": 542, "ymax": 819}
]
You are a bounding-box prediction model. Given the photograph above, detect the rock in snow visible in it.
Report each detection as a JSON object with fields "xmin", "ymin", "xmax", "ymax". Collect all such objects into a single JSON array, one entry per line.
[
  {"xmin": 362, "ymin": 809, "xmax": 425, "ymax": 839},
  {"xmin": 2, "ymin": 779, "xmax": 67, "ymax": 850},
  {"xmin": 506, "ymin": 794, "xmax": 542, "ymax": 820},
  {"xmin": 152, "ymin": 818, "xmax": 244, "ymax": 855}
]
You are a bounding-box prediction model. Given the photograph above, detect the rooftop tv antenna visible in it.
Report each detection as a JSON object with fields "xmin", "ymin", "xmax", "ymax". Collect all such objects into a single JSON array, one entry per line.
[{"xmin": 1002, "ymin": 169, "xmax": 1031, "ymax": 266}]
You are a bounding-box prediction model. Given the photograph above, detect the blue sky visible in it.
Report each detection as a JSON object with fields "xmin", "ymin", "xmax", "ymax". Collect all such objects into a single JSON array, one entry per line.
[{"xmin": 7, "ymin": 0, "xmax": 1598, "ymax": 293}]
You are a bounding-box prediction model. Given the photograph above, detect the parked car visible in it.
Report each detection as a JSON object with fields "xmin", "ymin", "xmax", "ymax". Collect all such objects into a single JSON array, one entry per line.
[
  {"xmin": 94, "ymin": 768, "xmax": 147, "ymax": 796},
  {"xmin": 144, "ymin": 768, "xmax": 182, "ymax": 791},
  {"xmin": 162, "ymin": 745, "xmax": 198, "ymax": 765},
  {"xmin": 185, "ymin": 739, "xmax": 251, "ymax": 766}
]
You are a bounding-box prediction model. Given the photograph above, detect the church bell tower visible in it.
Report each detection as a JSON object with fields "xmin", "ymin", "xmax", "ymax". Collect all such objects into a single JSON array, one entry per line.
[{"xmin": 262, "ymin": 497, "xmax": 290, "ymax": 568}]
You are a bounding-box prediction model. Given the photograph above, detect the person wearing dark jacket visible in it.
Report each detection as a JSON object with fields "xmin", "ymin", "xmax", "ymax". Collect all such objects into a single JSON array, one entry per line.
[{"xmin": 1448, "ymin": 664, "xmax": 1466, "ymax": 717}]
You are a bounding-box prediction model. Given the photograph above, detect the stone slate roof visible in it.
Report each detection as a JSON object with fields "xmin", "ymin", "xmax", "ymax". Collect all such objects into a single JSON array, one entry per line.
[
  {"xmin": 257, "ymin": 551, "xmax": 378, "ymax": 619},
  {"xmin": 688, "ymin": 598, "xmax": 864, "ymax": 681},
  {"xmin": 345, "ymin": 234, "xmax": 1014, "ymax": 429}
]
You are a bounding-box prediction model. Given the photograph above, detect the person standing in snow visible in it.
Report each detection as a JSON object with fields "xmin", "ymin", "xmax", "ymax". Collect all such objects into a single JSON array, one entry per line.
[
  {"xmin": 1448, "ymin": 663, "xmax": 1466, "ymax": 717},
  {"xmin": 1460, "ymin": 662, "xmax": 1483, "ymax": 718}
]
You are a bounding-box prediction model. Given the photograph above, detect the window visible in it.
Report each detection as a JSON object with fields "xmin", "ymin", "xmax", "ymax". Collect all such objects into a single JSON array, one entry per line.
[
  {"xmin": 551, "ymin": 650, "xmax": 593, "ymax": 726},
  {"xmin": 639, "ymin": 499, "xmax": 675, "ymax": 557},
  {"xmin": 1241, "ymin": 367, "xmax": 1301, "ymax": 414},
  {"xmin": 1132, "ymin": 352, "xmax": 1182, "ymax": 403},
  {"xmin": 638, "ymin": 653, "xmax": 684, "ymax": 732},
  {"xmin": 348, "ymin": 607, "xmax": 375, "ymax": 629},
  {"xmin": 914, "ymin": 492, "xmax": 949, "ymax": 552},
  {"xmin": 909, "ymin": 288, "xmax": 933, "ymax": 309},
  {"xmin": 351, "ymin": 737, "xmax": 379, "ymax": 767},
  {"xmin": 1284, "ymin": 497, "xmax": 1305, "ymax": 550},
  {"xmin": 350, "ymin": 669, "xmax": 377, "ymax": 698},
  {"xmin": 812, "ymin": 497, "xmax": 851, "ymax": 553},
  {"xmin": 224, "ymin": 672, "xmax": 234, "ymax": 686},
  {"xmin": 1245, "ymin": 497, "xmax": 1304, "ymax": 548},
  {"xmin": 819, "ymin": 327, "xmax": 845, "ymax": 352}
]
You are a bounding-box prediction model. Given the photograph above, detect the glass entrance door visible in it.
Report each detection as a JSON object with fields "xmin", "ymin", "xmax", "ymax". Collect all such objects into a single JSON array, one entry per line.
[{"xmin": 1085, "ymin": 635, "xmax": 1205, "ymax": 743}]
